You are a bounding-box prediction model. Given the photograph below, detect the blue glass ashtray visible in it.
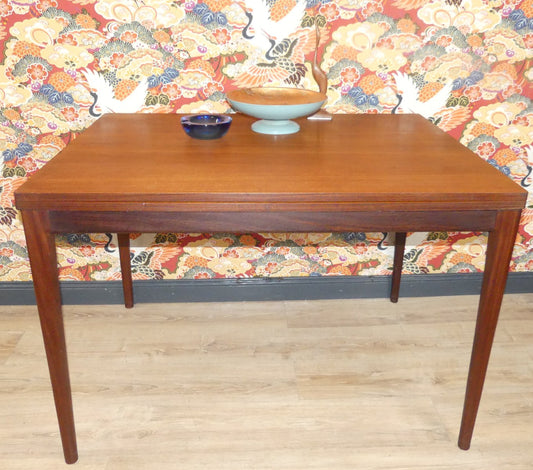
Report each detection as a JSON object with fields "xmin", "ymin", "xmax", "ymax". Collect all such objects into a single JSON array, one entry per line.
[{"xmin": 180, "ymin": 114, "xmax": 232, "ymax": 140}]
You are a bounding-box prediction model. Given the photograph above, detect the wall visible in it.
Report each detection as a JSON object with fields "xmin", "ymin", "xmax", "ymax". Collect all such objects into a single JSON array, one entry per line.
[{"xmin": 0, "ymin": 0, "xmax": 532, "ymax": 284}]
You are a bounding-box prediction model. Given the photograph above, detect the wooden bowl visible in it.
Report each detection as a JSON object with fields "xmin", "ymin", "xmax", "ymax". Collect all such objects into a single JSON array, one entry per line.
[{"xmin": 226, "ymin": 87, "xmax": 326, "ymax": 135}]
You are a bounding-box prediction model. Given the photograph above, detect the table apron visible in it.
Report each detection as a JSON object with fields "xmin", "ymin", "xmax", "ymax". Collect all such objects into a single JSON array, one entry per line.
[{"xmin": 48, "ymin": 209, "xmax": 499, "ymax": 234}]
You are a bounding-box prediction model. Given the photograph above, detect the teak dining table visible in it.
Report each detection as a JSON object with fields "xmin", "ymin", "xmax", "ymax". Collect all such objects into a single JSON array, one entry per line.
[{"xmin": 15, "ymin": 113, "xmax": 527, "ymax": 464}]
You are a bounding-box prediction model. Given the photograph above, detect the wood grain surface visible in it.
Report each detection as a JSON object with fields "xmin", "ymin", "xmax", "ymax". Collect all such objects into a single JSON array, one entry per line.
[
  {"xmin": 15, "ymin": 114, "xmax": 527, "ymax": 212},
  {"xmin": 1, "ymin": 295, "xmax": 532, "ymax": 469}
]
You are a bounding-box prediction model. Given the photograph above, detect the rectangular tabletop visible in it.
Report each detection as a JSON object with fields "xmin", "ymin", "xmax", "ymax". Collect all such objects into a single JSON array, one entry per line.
[{"xmin": 15, "ymin": 114, "xmax": 526, "ymax": 214}]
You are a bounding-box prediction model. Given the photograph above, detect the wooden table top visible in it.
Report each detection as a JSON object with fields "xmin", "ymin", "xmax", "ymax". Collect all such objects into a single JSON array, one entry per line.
[{"xmin": 15, "ymin": 113, "xmax": 527, "ymax": 212}]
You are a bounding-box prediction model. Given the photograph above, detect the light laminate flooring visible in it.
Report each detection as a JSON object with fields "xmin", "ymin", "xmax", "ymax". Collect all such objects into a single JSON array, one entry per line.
[{"xmin": 1, "ymin": 294, "xmax": 532, "ymax": 469}]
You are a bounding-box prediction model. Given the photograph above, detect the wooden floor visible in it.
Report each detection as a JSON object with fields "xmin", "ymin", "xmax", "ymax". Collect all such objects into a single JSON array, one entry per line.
[{"xmin": 1, "ymin": 294, "xmax": 532, "ymax": 469}]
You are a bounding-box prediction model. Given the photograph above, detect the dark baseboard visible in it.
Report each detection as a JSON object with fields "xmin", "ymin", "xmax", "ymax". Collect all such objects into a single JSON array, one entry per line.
[{"xmin": 1, "ymin": 272, "xmax": 532, "ymax": 305}]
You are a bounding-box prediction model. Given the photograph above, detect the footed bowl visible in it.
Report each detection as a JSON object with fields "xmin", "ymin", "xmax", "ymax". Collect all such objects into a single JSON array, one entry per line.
[{"xmin": 226, "ymin": 87, "xmax": 326, "ymax": 135}]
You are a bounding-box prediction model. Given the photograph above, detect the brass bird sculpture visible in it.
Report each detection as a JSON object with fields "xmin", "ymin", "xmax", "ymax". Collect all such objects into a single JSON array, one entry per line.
[{"xmin": 308, "ymin": 21, "xmax": 331, "ymax": 120}]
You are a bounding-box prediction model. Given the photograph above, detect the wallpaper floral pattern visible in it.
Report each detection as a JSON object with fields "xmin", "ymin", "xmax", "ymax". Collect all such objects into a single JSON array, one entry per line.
[{"xmin": 0, "ymin": 0, "xmax": 532, "ymax": 283}]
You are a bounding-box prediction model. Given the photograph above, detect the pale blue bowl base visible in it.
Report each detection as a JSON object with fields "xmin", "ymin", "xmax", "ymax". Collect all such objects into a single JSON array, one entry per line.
[{"xmin": 251, "ymin": 119, "xmax": 300, "ymax": 135}]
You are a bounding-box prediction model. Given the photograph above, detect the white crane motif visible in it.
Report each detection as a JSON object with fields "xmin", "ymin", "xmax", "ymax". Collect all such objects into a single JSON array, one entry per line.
[
  {"xmin": 391, "ymin": 72, "xmax": 453, "ymax": 119},
  {"xmin": 82, "ymin": 68, "xmax": 148, "ymax": 116},
  {"xmin": 241, "ymin": 0, "xmax": 307, "ymax": 53}
]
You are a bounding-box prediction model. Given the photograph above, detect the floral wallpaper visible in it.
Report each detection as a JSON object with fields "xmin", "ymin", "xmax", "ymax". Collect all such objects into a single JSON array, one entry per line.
[{"xmin": 0, "ymin": 0, "xmax": 532, "ymax": 283}]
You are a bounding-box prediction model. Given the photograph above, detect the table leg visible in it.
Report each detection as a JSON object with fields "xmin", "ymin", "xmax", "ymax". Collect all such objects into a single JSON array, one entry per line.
[
  {"xmin": 21, "ymin": 210, "xmax": 78, "ymax": 464},
  {"xmin": 458, "ymin": 209, "xmax": 522, "ymax": 450},
  {"xmin": 117, "ymin": 233, "xmax": 134, "ymax": 308},
  {"xmin": 390, "ymin": 232, "xmax": 406, "ymax": 303}
]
